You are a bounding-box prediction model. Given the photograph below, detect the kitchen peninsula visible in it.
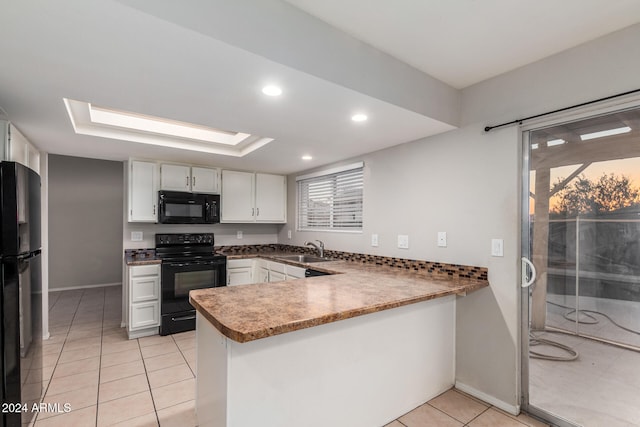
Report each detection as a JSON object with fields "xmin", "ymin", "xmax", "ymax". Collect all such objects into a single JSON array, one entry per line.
[{"xmin": 190, "ymin": 254, "xmax": 488, "ymax": 427}]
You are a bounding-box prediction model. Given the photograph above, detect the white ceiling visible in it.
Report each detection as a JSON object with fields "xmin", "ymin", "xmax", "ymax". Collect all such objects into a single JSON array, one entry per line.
[
  {"xmin": 284, "ymin": 0, "xmax": 640, "ymax": 89},
  {"xmin": 0, "ymin": 0, "xmax": 638, "ymax": 175}
]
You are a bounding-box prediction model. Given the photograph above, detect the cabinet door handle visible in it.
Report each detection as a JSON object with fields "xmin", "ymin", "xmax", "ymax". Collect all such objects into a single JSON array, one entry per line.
[
  {"xmin": 186, "ymin": 176, "xmax": 189, "ymax": 187},
  {"xmin": 256, "ymin": 207, "xmax": 260, "ymax": 216},
  {"xmin": 252, "ymin": 208, "xmax": 255, "ymax": 217},
  {"xmin": 153, "ymin": 205, "xmax": 156, "ymax": 215},
  {"xmin": 193, "ymin": 176, "xmax": 196, "ymax": 187}
]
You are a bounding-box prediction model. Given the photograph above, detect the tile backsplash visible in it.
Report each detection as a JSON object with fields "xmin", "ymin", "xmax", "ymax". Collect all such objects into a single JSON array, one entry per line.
[{"xmin": 216, "ymin": 244, "xmax": 488, "ymax": 282}]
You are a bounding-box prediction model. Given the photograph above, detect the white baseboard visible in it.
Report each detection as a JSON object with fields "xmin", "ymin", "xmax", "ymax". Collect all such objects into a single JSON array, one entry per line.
[
  {"xmin": 455, "ymin": 381, "xmax": 520, "ymax": 416},
  {"xmin": 49, "ymin": 282, "xmax": 122, "ymax": 292}
]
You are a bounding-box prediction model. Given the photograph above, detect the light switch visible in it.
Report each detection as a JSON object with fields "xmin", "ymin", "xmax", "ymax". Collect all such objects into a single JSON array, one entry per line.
[
  {"xmin": 236, "ymin": 230, "xmax": 243, "ymax": 239},
  {"xmin": 397, "ymin": 235, "xmax": 409, "ymax": 249},
  {"xmin": 131, "ymin": 231, "xmax": 143, "ymax": 242},
  {"xmin": 371, "ymin": 234, "xmax": 379, "ymax": 247},
  {"xmin": 437, "ymin": 232, "xmax": 447, "ymax": 247},
  {"xmin": 491, "ymin": 238, "xmax": 504, "ymax": 257}
]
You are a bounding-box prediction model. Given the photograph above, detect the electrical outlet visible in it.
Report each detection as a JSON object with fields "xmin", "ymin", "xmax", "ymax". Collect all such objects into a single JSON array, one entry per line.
[
  {"xmin": 491, "ymin": 238, "xmax": 504, "ymax": 257},
  {"xmin": 437, "ymin": 232, "xmax": 447, "ymax": 247},
  {"xmin": 371, "ymin": 234, "xmax": 379, "ymax": 247},
  {"xmin": 287, "ymin": 230, "xmax": 292, "ymax": 239},
  {"xmin": 397, "ymin": 234, "xmax": 409, "ymax": 249},
  {"xmin": 131, "ymin": 231, "xmax": 143, "ymax": 242},
  {"xmin": 236, "ymin": 230, "xmax": 243, "ymax": 239}
]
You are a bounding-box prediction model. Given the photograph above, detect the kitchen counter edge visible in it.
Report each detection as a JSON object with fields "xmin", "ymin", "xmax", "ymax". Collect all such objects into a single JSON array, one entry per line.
[{"xmin": 190, "ymin": 252, "xmax": 489, "ymax": 343}]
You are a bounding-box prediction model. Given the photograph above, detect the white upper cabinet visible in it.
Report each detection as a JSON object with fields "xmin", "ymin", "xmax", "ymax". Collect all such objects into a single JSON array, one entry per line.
[
  {"xmin": 160, "ymin": 163, "xmax": 219, "ymax": 194},
  {"xmin": 191, "ymin": 166, "xmax": 219, "ymax": 193},
  {"xmin": 221, "ymin": 170, "xmax": 255, "ymax": 222},
  {"xmin": 9, "ymin": 127, "xmax": 28, "ymax": 166},
  {"xmin": 221, "ymin": 170, "xmax": 286, "ymax": 223},
  {"xmin": 2, "ymin": 122, "xmax": 40, "ymax": 173},
  {"xmin": 27, "ymin": 145, "xmax": 40, "ymax": 174},
  {"xmin": 160, "ymin": 164, "xmax": 190, "ymax": 192},
  {"xmin": 128, "ymin": 160, "xmax": 159, "ymax": 222},
  {"xmin": 255, "ymin": 173, "xmax": 286, "ymax": 222}
]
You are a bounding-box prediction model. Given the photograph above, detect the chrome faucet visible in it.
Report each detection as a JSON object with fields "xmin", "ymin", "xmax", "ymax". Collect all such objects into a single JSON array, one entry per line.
[{"xmin": 304, "ymin": 240, "xmax": 325, "ymax": 258}]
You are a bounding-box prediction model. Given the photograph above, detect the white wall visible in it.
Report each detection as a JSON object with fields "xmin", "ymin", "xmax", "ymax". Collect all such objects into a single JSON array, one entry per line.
[{"xmin": 278, "ymin": 23, "xmax": 640, "ymax": 410}]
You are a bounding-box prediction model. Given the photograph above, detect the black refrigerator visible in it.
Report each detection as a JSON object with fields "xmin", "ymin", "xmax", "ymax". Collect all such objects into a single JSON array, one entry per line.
[{"xmin": 0, "ymin": 162, "xmax": 42, "ymax": 427}]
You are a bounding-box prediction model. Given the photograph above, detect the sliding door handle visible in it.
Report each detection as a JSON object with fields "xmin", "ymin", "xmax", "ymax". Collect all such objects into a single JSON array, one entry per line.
[{"xmin": 521, "ymin": 257, "xmax": 537, "ymax": 288}]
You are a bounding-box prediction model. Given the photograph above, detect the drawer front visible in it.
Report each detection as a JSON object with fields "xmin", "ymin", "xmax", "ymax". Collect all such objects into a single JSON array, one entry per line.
[
  {"xmin": 227, "ymin": 258, "xmax": 254, "ymax": 269},
  {"xmin": 131, "ymin": 276, "xmax": 160, "ymax": 303},
  {"xmin": 130, "ymin": 302, "xmax": 160, "ymax": 330},
  {"xmin": 130, "ymin": 264, "xmax": 161, "ymax": 278}
]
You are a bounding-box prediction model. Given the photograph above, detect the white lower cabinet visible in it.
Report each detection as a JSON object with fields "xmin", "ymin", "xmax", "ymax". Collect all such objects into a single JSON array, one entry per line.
[
  {"xmin": 130, "ymin": 301, "xmax": 160, "ymax": 330},
  {"xmin": 254, "ymin": 259, "xmax": 270, "ymax": 283},
  {"xmin": 227, "ymin": 259, "xmax": 254, "ymax": 286},
  {"xmin": 228, "ymin": 258, "xmax": 308, "ymax": 285},
  {"xmin": 267, "ymin": 261, "xmax": 286, "ymax": 283},
  {"xmin": 269, "ymin": 270, "xmax": 286, "ymax": 282},
  {"xmin": 285, "ymin": 265, "xmax": 306, "ymax": 279},
  {"xmin": 127, "ymin": 264, "xmax": 161, "ymax": 339}
]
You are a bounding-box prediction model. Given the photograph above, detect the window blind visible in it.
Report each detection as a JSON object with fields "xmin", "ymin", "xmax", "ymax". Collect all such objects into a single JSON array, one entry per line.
[{"xmin": 297, "ymin": 163, "xmax": 363, "ymax": 231}]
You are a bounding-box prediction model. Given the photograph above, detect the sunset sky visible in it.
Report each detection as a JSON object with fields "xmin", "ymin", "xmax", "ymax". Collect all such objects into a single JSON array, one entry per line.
[{"xmin": 529, "ymin": 156, "xmax": 640, "ymax": 214}]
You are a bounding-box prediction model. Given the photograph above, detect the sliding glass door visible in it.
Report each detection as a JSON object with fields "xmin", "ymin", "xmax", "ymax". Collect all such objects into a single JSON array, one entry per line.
[{"xmin": 521, "ymin": 105, "xmax": 640, "ymax": 427}]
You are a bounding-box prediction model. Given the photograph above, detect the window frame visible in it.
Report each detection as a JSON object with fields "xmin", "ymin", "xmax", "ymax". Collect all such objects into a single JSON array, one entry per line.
[{"xmin": 296, "ymin": 161, "xmax": 364, "ymax": 233}]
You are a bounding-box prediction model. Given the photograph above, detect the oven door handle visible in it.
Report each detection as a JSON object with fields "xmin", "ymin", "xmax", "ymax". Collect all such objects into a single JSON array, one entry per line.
[
  {"xmin": 183, "ymin": 260, "xmax": 216, "ymax": 266},
  {"xmin": 165, "ymin": 262, "xmax": 188, "ymax": 267},
  {"xmin": 171, "ymin": 314, "xmax": 197, "ymax": 322}
]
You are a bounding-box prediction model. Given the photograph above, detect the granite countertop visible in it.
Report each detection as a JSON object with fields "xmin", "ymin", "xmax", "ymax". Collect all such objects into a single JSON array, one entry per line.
[
  {"xmin": 189, "ymin": 252, "xmax": 489, "ymax": 343},
  {"xmin": 124, "ymin": 249, "xmax": 161, "ymax": 266}
]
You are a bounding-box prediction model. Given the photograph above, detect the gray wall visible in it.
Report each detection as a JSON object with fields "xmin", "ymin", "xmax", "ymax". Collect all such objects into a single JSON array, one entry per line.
[
  {"xmin": 49, "ymin": 155, "xmax": 124, "ymax": 290},
  {"xmin": 279, "ymin": 23, "xmax": 640, "ymax": 410}
]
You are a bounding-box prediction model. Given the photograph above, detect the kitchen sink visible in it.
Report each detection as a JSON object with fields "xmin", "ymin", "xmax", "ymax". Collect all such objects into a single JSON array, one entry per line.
[{"xmin": 275, "ymin": 254, "xmax": 332, "ymax": 263}]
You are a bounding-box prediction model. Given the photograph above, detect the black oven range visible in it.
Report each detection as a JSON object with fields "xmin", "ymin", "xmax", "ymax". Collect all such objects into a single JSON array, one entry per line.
[{"xmin": 155, "ymin": 233, "xmax": 226, "ymax": 336}]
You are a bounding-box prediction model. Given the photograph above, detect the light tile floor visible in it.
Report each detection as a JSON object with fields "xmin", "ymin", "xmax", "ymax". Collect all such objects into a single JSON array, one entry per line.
[{"xmin": 36, "ymin": 287, "xmax": 548, "ymax": 427}]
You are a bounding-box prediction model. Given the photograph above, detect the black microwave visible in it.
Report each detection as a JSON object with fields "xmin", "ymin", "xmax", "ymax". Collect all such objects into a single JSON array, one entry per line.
[{"xmin": 158, "ymin": 191, "xmax": 220, "ymax": 224}]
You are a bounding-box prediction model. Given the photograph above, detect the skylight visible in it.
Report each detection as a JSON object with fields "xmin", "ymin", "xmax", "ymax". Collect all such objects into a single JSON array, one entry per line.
[{"xmin": 63, "ymin": 99, "xmax": 274, "ymax": 156}]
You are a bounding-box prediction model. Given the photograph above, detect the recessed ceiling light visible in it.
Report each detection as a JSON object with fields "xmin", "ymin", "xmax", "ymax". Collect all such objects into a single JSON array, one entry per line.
[
  {"xmin": 351, "ymin": 113, "xmax": 368, "ymax": 122},
  {"xmin": 262, "ymin": 85, "xmax": 282, "ymax": 96},
  {"xmin": 302, "ymin": 155, "xmax": 313, "ymax": 160},
  {"xmin": 580, "ymin": 126, "xmax": 631, "ymax": 141}
]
